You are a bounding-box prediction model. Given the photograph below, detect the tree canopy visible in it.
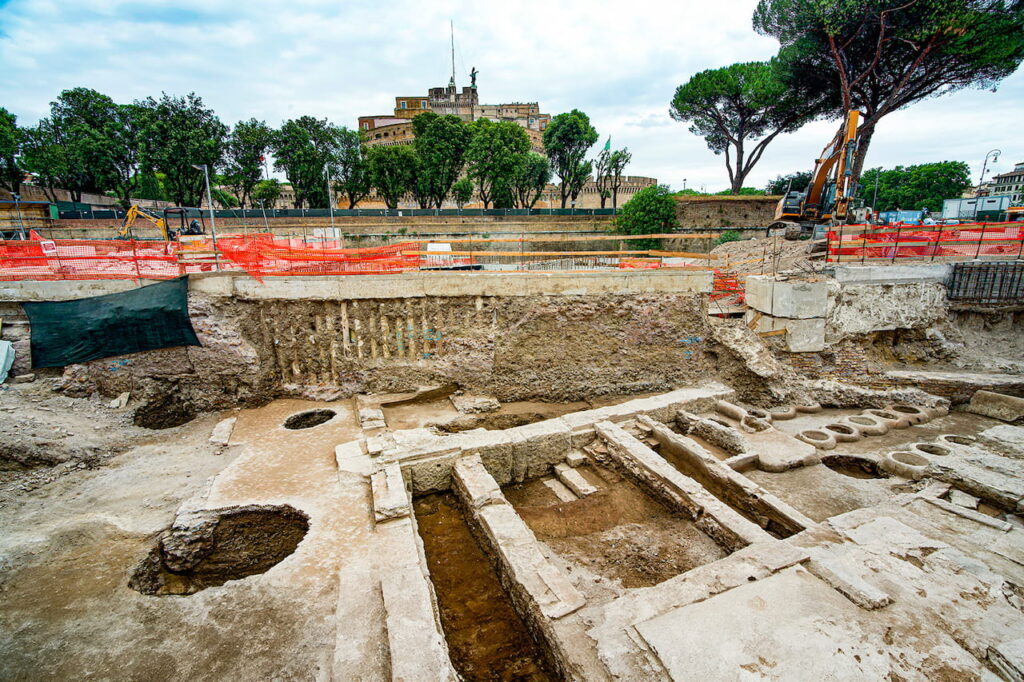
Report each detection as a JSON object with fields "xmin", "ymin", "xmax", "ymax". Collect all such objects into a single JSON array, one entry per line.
[
  {"xmin": 466, "ymin": 119, "xmax": 531, "ymax": 209},
  {"xmin": 755, "ymin": 0, "xmax": 1024, "ymax": 178},
  {"xmin": 0, "ymin": 108, "xmax": 23, "ymax": 194},
  {"xmin": 333, "ymin": 127, "xmax": 371, "ymax": 209},
  {"xmin": 138, "ymin": 92, "xmax": 227, "ymax": 207},
  {"xmin": 508, "ymin": 153, "xmax": 551, "ymax": 209},
  {"xmin": 412, "ymin": 113, "xmax": 472, "ymax": 209},
  {"xmin": 765, "ymin": 170, "xmax": 812, "ymax": 195},
  {"xmin": 858, "ymin": 161, "xmax": 971, "ymax": 212},
  {"xmin": 223, "ymin": 119, "xmax": 273, "ymax": 208},
  {"xmin": 271, "ymin": 116, "xmax": 340, "ymax": 209},
  {"xmin": 251, "ymin": 178, "xmax": 282, "ymax": 209},
  {"xmin": 614, "ymin": 184, "xmax": 680, "ymax": 249},
  {"xmin": 542, "ymin": 109, "xmax": 598, "ymax": 208},
  {"xmin": 366, "ymin": 144, "xmax": 416, "ymax": 209},
  {"xmin": 670, "ymin": 61, "xmax": 822, "ymax": 194}
]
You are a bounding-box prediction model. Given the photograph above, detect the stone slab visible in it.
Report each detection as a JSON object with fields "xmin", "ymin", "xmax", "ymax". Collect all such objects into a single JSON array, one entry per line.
[
  {"xmin": 542, "ymin": 478, "xmax": 578, "ymax": 503},
  {"xmin": 554, "ymin": 462, "xmax": 597, "ymax": 497},
  {"xmin": 635, "ymin": 567, "xmax": 891, "ymax": 680},
  {"xmin": 208, "ymin": 417, "xmax": 236, "ymax": 446},
  {"xmin": 370, "ymin": 463, "xmax": 409, "ymax": 523},
  {"xmin": 968, "ymin": 390, "xmax": 1024, "ymax": 424}
]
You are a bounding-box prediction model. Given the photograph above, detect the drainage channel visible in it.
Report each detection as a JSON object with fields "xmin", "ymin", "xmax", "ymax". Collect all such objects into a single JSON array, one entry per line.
[{"xmin": 413, "ymin": 492, "xmax": 557, "ymax": 681}]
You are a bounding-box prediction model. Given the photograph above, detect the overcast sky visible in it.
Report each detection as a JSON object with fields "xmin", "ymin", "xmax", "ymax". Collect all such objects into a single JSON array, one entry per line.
[{"xmin": 1, "ymin": 0, "xmax": 1021, "ymax": 192}]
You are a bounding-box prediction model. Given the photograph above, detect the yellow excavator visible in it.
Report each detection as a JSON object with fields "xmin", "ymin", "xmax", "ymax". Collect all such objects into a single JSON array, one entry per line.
[
  {"xmin": 771, "ymin": 110, "xmax": 864, "ymax": 237},
  {"xmin": 117, "ymin": 205, "xmax": 205, "ymax": 240}
]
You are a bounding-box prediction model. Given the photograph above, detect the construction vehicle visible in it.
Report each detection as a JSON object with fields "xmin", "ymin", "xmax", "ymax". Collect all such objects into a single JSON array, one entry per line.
[
  {"xmin": 771, "ymin": 110, "xmax": 862, "ymax": 238},
  {"xmin": 117, "ymin": 206, "xmax": 205, "ymax": 240}
]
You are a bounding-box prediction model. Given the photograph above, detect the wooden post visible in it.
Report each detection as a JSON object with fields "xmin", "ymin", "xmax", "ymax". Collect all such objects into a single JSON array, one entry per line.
[{"xmin": 975, "ymin": 223, "xmax": 987, "ymax": 260}]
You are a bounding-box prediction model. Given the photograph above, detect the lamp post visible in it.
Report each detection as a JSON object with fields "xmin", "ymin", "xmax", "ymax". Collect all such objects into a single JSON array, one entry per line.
[
  {"xmin": 192, "ymin": 164, "xmax": 220, "ymax": 270},
  {"xmin": 683, "ymin": 178, "xmax": 687, "ymax": 191},
  {"xmin": 12, "ymin": 192, "xmax": 26, "ymax": 239},
  {"xmin": 978, "ymin": 149, "xmax": 1001, "ymax": 194}
]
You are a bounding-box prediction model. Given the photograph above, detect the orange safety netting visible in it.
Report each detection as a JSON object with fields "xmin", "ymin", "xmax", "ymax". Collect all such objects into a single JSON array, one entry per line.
[
  {"xmin": 711, "ymin": 270, "xmax": 744, "ymax": 303},
  {"xmin": 0, "ymin": 234, "xmax": 423, "ymax": 281},
  {"xmin": 826, "ymin": 222, "xmax": 1024, "ymax": 262}
]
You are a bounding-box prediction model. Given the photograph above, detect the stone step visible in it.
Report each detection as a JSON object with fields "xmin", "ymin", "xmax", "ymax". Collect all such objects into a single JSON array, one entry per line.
[
  {"xmin": 554, "ymin": 463, "xmax": 597, "ymax": 497},
  {"xmin": 542, "ymin": 477, "xmax": 578, "ymax": 503}
]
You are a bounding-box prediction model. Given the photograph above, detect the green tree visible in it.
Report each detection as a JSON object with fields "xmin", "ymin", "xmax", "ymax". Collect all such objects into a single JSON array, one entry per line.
[
  {"xmin": 333, "ymin": 128, "xmax": 371, "ymax": 209},
  {"xmin": 452, "ymin": 177, "xmax": 473, "ymax": 208},
  {"xmin": 211, "ymin": 186, "xmax": 239, "ymax": 208},
  {"xmin": 103, "ymin": 103, "xmax": 147, "ymax": 209},
  {"xmin": 714, "ymin": 187, "xmax": 765, "ymax": 195},
  {"xmin": 271, "ymin": 116, "xmax": 339, "ymax": 209},
  {"xmin": 366, "ymin": 144, "xmax": 416, "ymax": 209},
  {"xmin": 858, "ymin": 161, "xmax": 971, "ymax": 213},
  {"xmin": 755, "ymin": 0, "xmax": 1024, "ymax": 180},
  {"xmin": 135, "ymin": 169, "xmax": 166, "ymax": 202},
  {"xmin": 593, "ymin": 145, "xmax": 612, "ymax": 209},
  {"xmin": 614, "ymin": 184, "xmax": 680, "ymax": 249},
  {"xmin": 466, "ymin": 119, "xmax": 530, "ymax": 209},
  {"xmin": 607, "ymin": 148, "xmax": 632, "ymax": 208},
  {"xmin": 223, "ymin": 119, "xmax": 273, "ymax": 208},
  {"xmin": 765, "ymin": 171, "xmax": 812, "ymax": 195},
  {"xmin": 19, "ymin": 121, "xmax": 72, "ymax": 203},
  {"xmin": 670, "ymin": 61, "xmax": 820, "ymax": 194},
  {"xmin": 0, "ymin": 108, "xmax": 22, "ymax": 195},
  {"xmin": 413, "ymin": 113, "xmax": 472, "ymax": 208},
  {"xmin": 251, "ymin": 178, "xmax": 282, "ymax": 209},
  {"xmin": 509, "ymin": 153, "xmax": 551, "ymax": 208},
  {"xmin": 542, "ymin": 109, "xmax": 599, "ymax": 208},
  {"xmin": 138, "ymin": 93, "xmax": 227, "ymax": 207}
]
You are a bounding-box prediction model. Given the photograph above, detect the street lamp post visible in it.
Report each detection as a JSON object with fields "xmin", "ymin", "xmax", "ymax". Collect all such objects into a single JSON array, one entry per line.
[
  {"xmin": 192, "ymin": 164, "xmax": 220, "ymax": 271},
  {"xmin": 978, "ymin": 149, "xmax": 1001, "ymax": 194},
  {"xmin": 12, "ymin": 192, "xmax": 26, "ymax": 240}
]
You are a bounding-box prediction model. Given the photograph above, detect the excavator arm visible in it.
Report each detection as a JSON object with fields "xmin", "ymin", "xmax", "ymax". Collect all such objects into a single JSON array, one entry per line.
[
  {"xmin": 773, "ymin": 110, "xmax": 861, "ymax": 226},
  {"xmin": 117, "ymin": 205, "xmax": 170, "ymax": 240}
]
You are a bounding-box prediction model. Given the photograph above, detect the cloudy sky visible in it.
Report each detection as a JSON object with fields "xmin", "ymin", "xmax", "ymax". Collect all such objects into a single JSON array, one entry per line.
[{"xmin": 1, "ymin": 0, "xmax": 1021, "ymax": 192}]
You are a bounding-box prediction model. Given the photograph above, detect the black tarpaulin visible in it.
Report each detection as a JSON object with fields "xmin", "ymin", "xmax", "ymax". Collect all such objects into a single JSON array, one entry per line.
[{"xmin": 23, "ymin": 276, "xmax": 200, "ymax": 368}]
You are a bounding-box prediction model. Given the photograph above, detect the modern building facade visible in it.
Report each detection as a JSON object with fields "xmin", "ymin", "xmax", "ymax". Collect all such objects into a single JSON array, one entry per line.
[{"xmin": 991, "ymin": 161, "xmax": 1024, "ymax": 204}]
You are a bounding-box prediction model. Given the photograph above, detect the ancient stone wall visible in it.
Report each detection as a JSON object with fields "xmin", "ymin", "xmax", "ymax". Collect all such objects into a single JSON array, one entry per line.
[{"xmin": 2, "ymin": 272, "xmax": 716, "ymax": 427}]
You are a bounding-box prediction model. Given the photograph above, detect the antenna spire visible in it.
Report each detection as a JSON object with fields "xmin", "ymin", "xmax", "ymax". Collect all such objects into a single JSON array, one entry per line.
[{"xmin": 449, "ymin": 20, "xmax": 456, "ymax": 88}]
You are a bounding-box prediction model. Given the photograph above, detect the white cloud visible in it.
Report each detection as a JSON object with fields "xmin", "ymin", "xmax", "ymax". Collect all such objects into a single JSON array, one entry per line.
[{"xmin": 1, "ymin": 0, "xmax": 1021, "ymax": 191}]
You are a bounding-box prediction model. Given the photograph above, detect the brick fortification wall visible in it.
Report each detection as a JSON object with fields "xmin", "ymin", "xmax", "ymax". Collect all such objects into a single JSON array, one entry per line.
[{"xmin": 675, "ymin": 196, "xmax": 781, "ymax": 228}]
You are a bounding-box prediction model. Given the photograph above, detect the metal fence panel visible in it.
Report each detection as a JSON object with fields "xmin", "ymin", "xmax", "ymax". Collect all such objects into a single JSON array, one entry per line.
[{"xmin": 946, "ymin": 261, "xmax": 1024, "ymax": 305}]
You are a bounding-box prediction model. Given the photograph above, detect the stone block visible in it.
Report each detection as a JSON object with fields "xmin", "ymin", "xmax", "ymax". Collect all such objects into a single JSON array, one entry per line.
[
  {"xmin": 509, "ymin": 417, "xmax": 572, "ymax": 481},
  {"xmin": 450, "ymin": 394, "xmax": 500, "ymax": 414},
  {"xmin": 565, "ymin": 451, "xmax": 588, "ymax": 468},
  {"xmin": 967, "ymin": 390, "xmax": 1024, "ymax": 424},
  {"xmin": 745, "ymin": 276, "xmax": 828, "ymax": 319},
  {"xmin": 542, "ymin": 478, "xmax": 578, "ymax": 502},
  {"xmin": 370, "ymin": 463, "xmax": 410, "ymax": 523},
  {"xmin": 554, "ymin": 463, "xmax": 597, "ymax": 497},
  {"xmin": 452, "ymin": 454, "xmax": 505, "ymax": 508},
  {"xmin": 209, "ymin": 417, "xmax": 236, "ymax": 446},
  {"xmin": 745, "ymin": 311, "xmax": 825, "ymax": 353}
]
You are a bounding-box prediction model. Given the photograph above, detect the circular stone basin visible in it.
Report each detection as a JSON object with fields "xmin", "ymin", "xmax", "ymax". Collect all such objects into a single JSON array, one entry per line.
[
  {"xmin": 892, "ymin": 451, "xmax": 929, "ymax": 467},
  {"xmin": 913, "ymin": 443, "xmax": 951, "ymax": 457},
  {"xmin": 284, "ymin": 409, "xmax": 336, "ymax": 430},
  {"xmin": 801, "ymin": 429, "xmax": 831, "ymax": 441},
  {"xmin": 825, "ymin": 424, "xmax": 855, "ymax": 435},
  {"xmin": 747, "ymin": 408, "xmax": 770, "ymax": 419},
  {"xmin": 941, "ymin": 434, "xmax": 976, "ymax": 446},
  {"xmin": 849, "ymin": 416, "xmax": 878, "ymax": 426},
  {"xmin": 867, "ymin": 409, "xmax": 899, "ymax": 420},
  {"xmin": 891, "ymin": 405, "xmax": 925, "ymax": 416}
]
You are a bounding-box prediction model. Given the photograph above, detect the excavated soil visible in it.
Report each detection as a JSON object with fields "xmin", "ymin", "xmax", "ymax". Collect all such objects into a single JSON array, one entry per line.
[
  {"xmin": 506, "ymin": 466, "xmax": 728, "ymax": 588},
  {"xmin": 414, "ymin": 493, "xmax": 555, "ymax": 682}
]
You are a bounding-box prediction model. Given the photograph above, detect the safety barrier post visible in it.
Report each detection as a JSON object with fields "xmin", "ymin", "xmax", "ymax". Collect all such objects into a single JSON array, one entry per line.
[
  {"xmin": 930, "ymin": 225, "xmax": 940, "ymax": 262},
  {"xmin": 891, "ymin": 225, "xmax": 902, "ymax": 264},
  {"xmin": 1017, "ymin": 226, "xmax": 1024, "ymax": 261},
  {"xmin": 975, "ymin": 223, "xmax": 987, "ymax": 260},
  {"xmin": 131, "ymin": 239, "xmax": 143, "ymax": 280}
]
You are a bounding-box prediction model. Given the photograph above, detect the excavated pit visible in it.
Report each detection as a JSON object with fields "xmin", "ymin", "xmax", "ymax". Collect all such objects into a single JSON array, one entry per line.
[
  {"xmin": 284, "ymin": 409, "xmax": 336, "ymax": 430},
  {"xmin": 413, "ymin": 492, "xmax": 556, "ymax": 681},
  {"xmin": 821, "ymin": 454, "xmax": 889, "ymax": 480},
  {"xmin": 504, "ymin": 464, "xmax": 728, "ymax": 588},
  {"xmin": 129, "ymin": 505, "xmax": 309, "ymax": 596},
  {"xmin": 133, "ymin": 394, "xmax": 197, "ymax": 430}
]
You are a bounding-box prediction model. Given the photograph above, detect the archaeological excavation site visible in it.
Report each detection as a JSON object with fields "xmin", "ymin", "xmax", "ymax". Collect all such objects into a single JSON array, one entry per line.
[{"xmin": 2, "ymin": 215, "xmax": 1024, "ymax": 681}]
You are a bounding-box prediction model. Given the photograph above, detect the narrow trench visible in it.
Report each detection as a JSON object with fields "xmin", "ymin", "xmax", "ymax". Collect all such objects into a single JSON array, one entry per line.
[
  {"xmin": 647, "ymin": 440, "xmax": 791, "ymax": 540},
  {"xmin": 413, "ymin": 492, "xmax": 557, "ymax": 682}
]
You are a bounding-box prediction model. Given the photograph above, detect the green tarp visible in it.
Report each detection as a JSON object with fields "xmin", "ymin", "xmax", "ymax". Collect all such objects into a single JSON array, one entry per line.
[{"xmin": 23, "ymin": 276, "xmax": 200, "ymax": 368}]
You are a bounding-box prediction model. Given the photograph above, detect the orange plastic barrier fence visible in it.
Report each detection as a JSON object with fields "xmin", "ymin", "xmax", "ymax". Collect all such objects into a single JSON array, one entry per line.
[
  {"xmin": 826, "ymin": 222, "xmax": 1024, "ymax": 262},
  {"xmin": 0, "ymin": 234, "xmax": 424, "ymax": 281}
]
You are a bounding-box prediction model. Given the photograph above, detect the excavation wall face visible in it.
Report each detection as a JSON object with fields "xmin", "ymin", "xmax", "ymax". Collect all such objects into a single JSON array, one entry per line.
[{"xmin": 2, "ymin": 272, "xmax": 714, "ymax": 423}]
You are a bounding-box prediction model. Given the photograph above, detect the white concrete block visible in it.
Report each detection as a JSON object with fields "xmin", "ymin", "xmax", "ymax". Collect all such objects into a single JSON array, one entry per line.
[{"xmin": 554, "ymin": 463, "xmax": 597, "ymax": 497}]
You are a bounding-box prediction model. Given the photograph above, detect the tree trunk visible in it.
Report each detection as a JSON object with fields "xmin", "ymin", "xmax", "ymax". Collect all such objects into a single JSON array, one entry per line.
[
  {"xmin": 560, "ymin": 184, "xmax": 568, "ymax": 209},
  {"xmin": 612, "ymin": 188, "xmax": 619, "ymax": 209},
  {"xmin": 850, "ymin": 124, "xmax": 876, "ymax": 187}
]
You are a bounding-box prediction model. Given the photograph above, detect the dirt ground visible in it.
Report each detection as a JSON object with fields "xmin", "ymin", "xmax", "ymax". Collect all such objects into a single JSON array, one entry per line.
[
  {"xmin": 711, "ymin": 235, "xmax": 817, "ymax": 275},
  {"xmin": 505, "ymin": 465, "xmax": 728, "ymax": 588}
]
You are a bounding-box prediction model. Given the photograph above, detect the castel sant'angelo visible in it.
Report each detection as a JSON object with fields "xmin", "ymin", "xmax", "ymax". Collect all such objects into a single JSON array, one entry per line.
[{"xmin": 356, "ymin": 71, "xmax": 656, "ymax": 209}]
